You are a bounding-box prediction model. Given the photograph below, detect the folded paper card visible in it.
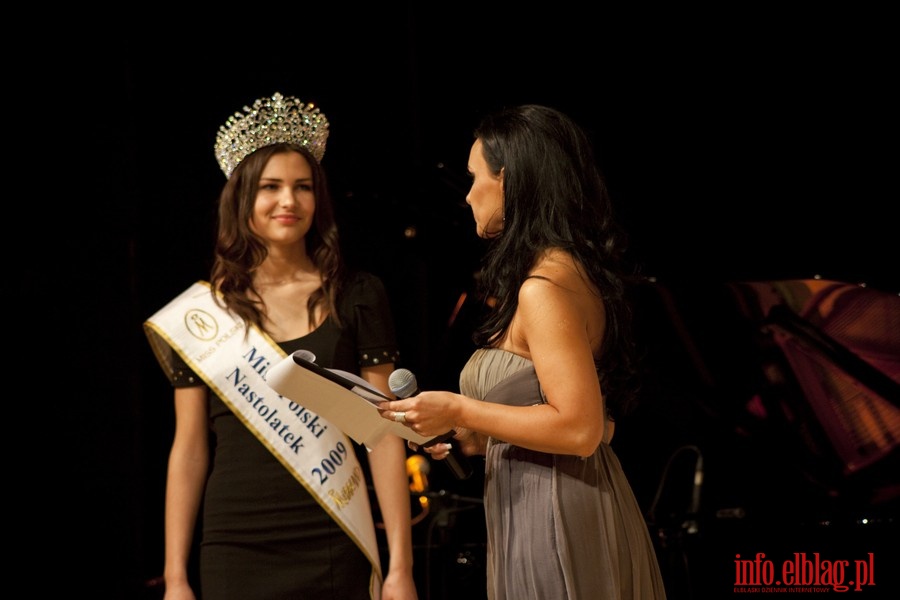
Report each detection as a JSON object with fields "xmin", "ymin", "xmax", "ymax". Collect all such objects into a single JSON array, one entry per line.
[{"xmin": 266, "ymin": 350, "xmax": 435, "ymax": 449}]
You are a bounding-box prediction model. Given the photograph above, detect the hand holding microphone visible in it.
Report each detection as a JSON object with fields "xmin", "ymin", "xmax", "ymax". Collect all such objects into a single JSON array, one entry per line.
[{"xmin": 388, "ymin": 368, "xmax": 473, "ymax": 480}]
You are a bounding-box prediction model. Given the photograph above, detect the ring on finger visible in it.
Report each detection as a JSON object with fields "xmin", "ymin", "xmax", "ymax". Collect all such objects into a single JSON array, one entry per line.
[{"xmin": 393, "ymin": 411, "xmax": 407, "ymax": 424}]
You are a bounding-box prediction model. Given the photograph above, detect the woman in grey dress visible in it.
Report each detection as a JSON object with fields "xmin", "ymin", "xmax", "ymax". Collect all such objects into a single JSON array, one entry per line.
[{"xmin": 380, "ymin": 104, "xmax": 667, "ymax": 599}]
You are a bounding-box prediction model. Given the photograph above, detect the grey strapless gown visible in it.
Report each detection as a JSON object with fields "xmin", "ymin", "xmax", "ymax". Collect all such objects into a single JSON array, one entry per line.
[{"xmin": 460, "ymin": 348, "xmax": 667, "ymax": 600}]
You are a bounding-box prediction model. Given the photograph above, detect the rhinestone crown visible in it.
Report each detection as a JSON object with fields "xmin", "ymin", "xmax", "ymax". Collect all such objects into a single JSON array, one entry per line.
[{"xmin": 214, "ymin": 92, "xmax": 329, "ymax": 177}]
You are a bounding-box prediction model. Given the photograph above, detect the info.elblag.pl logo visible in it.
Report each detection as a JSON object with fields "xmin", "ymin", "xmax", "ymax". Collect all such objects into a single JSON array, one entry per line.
[{"xmin": 734, "ymin": 552, "xmax": 876, "ymax": 593}]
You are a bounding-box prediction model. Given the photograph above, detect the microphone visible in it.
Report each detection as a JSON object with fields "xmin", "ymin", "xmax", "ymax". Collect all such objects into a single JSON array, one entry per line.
[
  {"xmin": 389, "ymin": 368, "xmax": 473, "ymax": 480},
  {"xmin": 406, "ymin": 454, "xmax": 430, "ymax": 493}
]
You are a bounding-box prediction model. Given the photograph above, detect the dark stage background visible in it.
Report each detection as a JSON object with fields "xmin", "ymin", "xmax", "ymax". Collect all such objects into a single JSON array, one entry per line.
[{"xmin": 30, "ymin": 7, "xmax": 897, "ymax": 599}]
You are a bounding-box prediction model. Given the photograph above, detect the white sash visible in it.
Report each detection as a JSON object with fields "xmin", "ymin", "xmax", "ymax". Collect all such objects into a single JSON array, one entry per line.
[{"xmin": 144, "ymin": 281, "xmax": 382, "ymax": 598}]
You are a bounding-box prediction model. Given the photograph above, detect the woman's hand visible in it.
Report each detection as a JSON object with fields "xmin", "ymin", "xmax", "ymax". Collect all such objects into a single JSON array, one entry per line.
[
  {"xmin": 377, "ymin": 390, "xmax": 461, "ymax": 438},
  {"xmin": 409, "ymin": 427, "xmax": 487, "ymax": 458}
]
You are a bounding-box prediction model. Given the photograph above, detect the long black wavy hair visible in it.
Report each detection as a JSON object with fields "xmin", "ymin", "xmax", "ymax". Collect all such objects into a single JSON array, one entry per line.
[{"xmin": 471, "ymin": 105, "xmax": 639, "ymax": 420}]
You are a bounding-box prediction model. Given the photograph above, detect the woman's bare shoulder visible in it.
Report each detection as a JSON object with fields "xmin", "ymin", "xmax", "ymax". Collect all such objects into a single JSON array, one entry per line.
[{"xmin": 527, "ymin": 249, "xmax": 594, "ymax": 292}]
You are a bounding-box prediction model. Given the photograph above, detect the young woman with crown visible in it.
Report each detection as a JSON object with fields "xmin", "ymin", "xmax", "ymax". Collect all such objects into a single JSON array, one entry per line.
[{"xmin": 147, "ymin": 93, "xmax": 418, "ymax": 600}]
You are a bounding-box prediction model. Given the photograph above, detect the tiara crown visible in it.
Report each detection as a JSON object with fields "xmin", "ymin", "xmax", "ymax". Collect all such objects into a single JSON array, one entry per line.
[{"xmin": 214, "ymin": 92, "xmax": 329, "ymax": 177}]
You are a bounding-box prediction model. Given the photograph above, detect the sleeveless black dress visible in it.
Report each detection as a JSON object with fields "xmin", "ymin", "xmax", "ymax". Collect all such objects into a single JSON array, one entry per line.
[{"xmin": 168, "ymin": 272, "xmax": 399, "ymax": 599}]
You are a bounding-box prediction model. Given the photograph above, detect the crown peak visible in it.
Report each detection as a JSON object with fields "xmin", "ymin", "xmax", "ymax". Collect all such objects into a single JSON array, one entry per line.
[{"xmin": 213, "ymin": 92, "xmax": 329, "ymax": 178}]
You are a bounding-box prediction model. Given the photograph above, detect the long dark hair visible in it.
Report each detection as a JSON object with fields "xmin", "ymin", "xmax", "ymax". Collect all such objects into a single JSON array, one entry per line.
[
  {"xmin": 471, "ymin": 104, "xmax": 639, "ymax": 419},
  {"xmin": 210, "ymin": 143, "xmax": 344, "ymax": 332}
]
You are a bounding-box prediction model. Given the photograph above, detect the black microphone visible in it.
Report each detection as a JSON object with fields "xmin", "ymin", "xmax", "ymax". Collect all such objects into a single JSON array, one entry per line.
[{"xmin": 389, "ymin": 368, "xmax": 473, "ymax": 480}]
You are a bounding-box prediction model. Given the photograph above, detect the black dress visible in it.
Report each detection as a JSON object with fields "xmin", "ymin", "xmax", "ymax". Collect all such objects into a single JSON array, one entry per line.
[{"xmin": 168, "ymin": 272, "xmax": 399, "ymax": 600}]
